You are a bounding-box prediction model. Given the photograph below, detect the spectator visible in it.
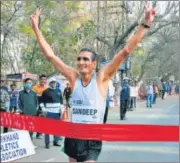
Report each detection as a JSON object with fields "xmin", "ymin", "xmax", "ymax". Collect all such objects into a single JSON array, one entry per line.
[
  {"xmin": 162, "ymin": 81, "xmax": 169, "ymax": 99},
  {"xmin": 167, "ymin": 82, "xmax": 172, "ymax": 96},
  {"xmin": 146, "ymin": 82, "xmax": 153, "ymax": 108},
  {"xmin": 56, "ymin": 82, "xmax": 61, "ymax": 94},
  {"xmin": 153, "ymin": 83, "xmax": 159, "ymax": 104},
  {"xmin": 103, "ymin": 89, "xmax": 110, "ymax": 123},
  {"xmin": 32, "ymin": 74, "xmax": 48, "ymax": 139},
  {"xmin": 18, "ymin": 78, "xmax": 38, "ymax": 140},
  {"xmin": 0, "ymin": 79, "xmax": 8, "ymax": 92},
  {"xmin": 40, "ymin": 77, "xmax": 63, "ymax": 149},
  {"xmin": 120, "ymin": 77, "xmax": 130, "ymax": 120},
  {"xmin": 9, "ymin": 84, "xmax": 19, "ymax": 113},
  {"xmin": 63, "ymin": 83, "xmax": 72, "ymax": 108},
  {"xmin": 161, "ymin": 81, "xmax": 165, "ymax": 100},
  {"xmin": 130, "ymin": 81, "xmax": 138, "ymax": 110},
  {"xmin": 175, "ymin": 84, "xmax": 179, "ymax": 95},
  {"xmin": 0, "ymin": 79, "xmax": 10, "ymax": 133},
  {"xmin": 165, "ymin": 82, "xmax": 169, "ymax": 98}
]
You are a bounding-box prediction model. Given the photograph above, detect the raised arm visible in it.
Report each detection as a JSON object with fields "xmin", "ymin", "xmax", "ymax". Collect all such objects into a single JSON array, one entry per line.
[
  {"xmin": 30, "ymin": 9, "xmax": 79, "ymax": 86},
  {"xmin": 101, "ymin": 3, "xmax": 156, "ymax": 80}
]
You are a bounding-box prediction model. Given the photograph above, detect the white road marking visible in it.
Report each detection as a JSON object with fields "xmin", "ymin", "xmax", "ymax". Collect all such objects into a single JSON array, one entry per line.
[
  {"xmin": 168, "ymin": 104, "xmax": 178, "ymax": 109},
  {"xmin": 42, "ymin": 158, "xmax": 55, "ymax": 162}
]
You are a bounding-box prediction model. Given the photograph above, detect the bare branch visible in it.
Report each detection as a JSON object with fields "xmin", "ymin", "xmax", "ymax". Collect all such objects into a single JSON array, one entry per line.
[
  {"xmin": 137, "ymin": 52, "xmax": 152, "ymax": 82},
  {"xmin": 5, "ymin": 1, "xmax": 22, "ymax": 25},
  {"xmin": 114, "ymin": 21, "xmax": 139, "ymax": 50},
  {"xmin": 96, "ymin": 36, "xmax": 112, "ymax": 48},
  {"xmin": 147, "ymin": 21, "xmax": 178, "ymax": 37},
  {"xmin": 155, "ymin": 1, "xmax": 178, "ymax": 21}
]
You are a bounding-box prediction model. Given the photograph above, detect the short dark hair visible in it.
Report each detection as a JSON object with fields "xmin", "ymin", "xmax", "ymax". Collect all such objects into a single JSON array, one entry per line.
[
  {"xmin": 24, "ymin": 78, "xmax": 32, "ymax": 83},
  {"xmin": 79, "ymin": 48, "xmax": 98, "ymax": 61},
  {"xmin": 10, "ymin": 84, "xmax": 16, "ymax": 87},
  {"xmin": 39, "ymin": 74, "xmax": 47, "ymax": 79}
]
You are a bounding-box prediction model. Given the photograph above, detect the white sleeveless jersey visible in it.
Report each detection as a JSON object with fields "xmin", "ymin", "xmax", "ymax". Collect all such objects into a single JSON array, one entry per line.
[{"xmin": 70, "ymin": 73, "xmax": 106, "ymax": 124}]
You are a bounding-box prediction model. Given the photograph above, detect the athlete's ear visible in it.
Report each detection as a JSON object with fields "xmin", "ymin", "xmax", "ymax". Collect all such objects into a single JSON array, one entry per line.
[{"xmin": 93, "ymin": 61, "xmax": 97, "ymax": 69}]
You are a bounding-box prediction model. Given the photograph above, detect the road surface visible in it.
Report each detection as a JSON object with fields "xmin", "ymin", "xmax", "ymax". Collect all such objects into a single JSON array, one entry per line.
[{"xmin": 11, "ymin": 95, "xmax": 179, "ymax": 162}]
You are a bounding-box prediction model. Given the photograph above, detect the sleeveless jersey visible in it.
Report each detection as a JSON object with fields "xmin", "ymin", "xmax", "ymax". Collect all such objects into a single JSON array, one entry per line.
[{"xmin": 70, "ymin": 73, "xmax": 106, "ymax": 124}]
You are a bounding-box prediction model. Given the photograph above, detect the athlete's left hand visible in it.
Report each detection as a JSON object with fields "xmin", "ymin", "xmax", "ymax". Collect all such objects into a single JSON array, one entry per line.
[{"xmin": 144, "ymin": 2, "xmax": 156, "ymax": 26}]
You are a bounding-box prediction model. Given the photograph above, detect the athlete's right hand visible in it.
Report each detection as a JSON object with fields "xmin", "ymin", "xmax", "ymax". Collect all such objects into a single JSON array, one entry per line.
[{"xmin": 30, "ymin": 8, "xmax": 41, "ymax": 30}]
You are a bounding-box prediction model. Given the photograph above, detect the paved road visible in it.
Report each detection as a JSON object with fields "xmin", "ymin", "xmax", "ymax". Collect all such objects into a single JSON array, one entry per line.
[{"xmin": 13, "ymin": 95, "xmax": 179, "ymax": 162}]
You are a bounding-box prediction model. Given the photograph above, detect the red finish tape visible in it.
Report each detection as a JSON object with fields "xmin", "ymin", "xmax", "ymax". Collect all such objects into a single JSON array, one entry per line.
[{"xmin": 0, "ymin": 112, "xmax": 179, "ymax": 142}]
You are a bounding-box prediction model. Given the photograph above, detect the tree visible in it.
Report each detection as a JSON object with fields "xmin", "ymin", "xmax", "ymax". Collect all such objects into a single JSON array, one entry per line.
[
  {"xmin": 1, "ymin": 1, "xmax": 96, "ymax": 76},
  {"xmin": 93, "ymin": 1, "xmax": 179, "ymax": 82},
  {"xmin": 1, "ymin": 1, "xmax": 179, "ymax": 83},
  {"xmin": 1, "ymin": 1, "xmax": 24, "ymax": 75}
]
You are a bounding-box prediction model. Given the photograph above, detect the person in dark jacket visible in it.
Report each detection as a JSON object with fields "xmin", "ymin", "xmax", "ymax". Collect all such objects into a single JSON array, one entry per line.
[
  {"xmin": 18, "ymin": 78, "xmax": 38, "ymax": 139},
  {"xmin": 120, "ymin": 77, "xmax": 130, "ymax": 120},
  {"xmin": 40, "ymin": 77, "xmax": 63, "ymax": 149},
  {"xmin": 175, "ymin": 84, "xmax": 179, "ymax": 95},
  {"xmin": 162, "ymin": 81, "xmax": 168, "ymax": 100}
]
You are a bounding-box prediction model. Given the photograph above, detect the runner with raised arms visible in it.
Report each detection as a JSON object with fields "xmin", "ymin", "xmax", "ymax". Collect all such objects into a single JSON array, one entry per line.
[{"xmin": 30, "ymin": 3, "xmax": 156, "ymax": 162}]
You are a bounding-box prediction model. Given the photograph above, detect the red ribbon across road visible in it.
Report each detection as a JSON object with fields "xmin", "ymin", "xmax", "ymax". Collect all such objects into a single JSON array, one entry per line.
[{"xmin": 0, "ymin": 112, "xmax": 179, "ymax": 142}]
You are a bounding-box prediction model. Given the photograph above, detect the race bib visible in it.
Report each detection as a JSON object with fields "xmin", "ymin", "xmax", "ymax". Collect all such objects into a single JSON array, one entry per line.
[{"xmin": 71, "ymin": 106, "xmax": 100, "ymax": 123}]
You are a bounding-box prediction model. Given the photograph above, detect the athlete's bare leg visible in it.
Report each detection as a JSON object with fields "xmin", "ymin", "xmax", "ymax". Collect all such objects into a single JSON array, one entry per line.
[
  {"xmin": 84, "ymin": 160, "xmax": 96, "ymax": 162},
  {"xmin": 69, "ymin": 157, "xmax": 76, "ymax": 162}
]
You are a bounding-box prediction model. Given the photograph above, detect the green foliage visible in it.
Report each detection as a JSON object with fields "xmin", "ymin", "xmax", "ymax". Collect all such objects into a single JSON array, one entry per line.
[
  {"xmin": 65, "ymin": 1, "xmax": 83, "ymax": 12},
  {"xmin": 13, "ymin": 1, "xmax": 96, "ymax": 75},
  {"xmin": 19, "ymin": 24, "xmax": 34, "ymax": 36},
  {"xmin": 133, "ymin": 47, "xmax": 145, "ymax": 56},
  {"xmin": 21, "ymin": 46, "xmax": 55, "ymax": 75},
  {"xmin": 131, "ymin": 65, "xmax": 141, "ymax": 76}
]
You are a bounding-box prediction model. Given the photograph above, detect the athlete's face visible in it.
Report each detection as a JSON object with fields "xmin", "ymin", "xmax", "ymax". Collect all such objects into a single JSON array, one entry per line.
[{"xmin": 77, "ymin": 51, "xmax": 96, "ymax": 75}]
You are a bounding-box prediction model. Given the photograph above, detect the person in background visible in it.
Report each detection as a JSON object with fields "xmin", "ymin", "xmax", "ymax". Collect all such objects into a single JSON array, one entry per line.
[
  {"xmin": 56, "ymin": 82, "xmax": 61, "ymax": 94},
  {"xmin": 32, "ymin": 74, "xmax": 48, "ymax": 139},
  {"xmin": 18, "ymin": 78, "xmax": 38, "ymax": 140},
  {"xmin": 9, "ymin": 84, "xmax": 19, "ymax": 113},
  {"xmin": 153, "ymin": 83, "xmax": 159, "ymax": 104},
  {"xmin": 164, "ymin": 82, "xmax": 169, "ymax": 98},
  {"xmin": 40, "ymin": 77, "xmax": 63, "ymax": 149},
  {"xmin": 103, "ymin": 89, "xmax": 110, "ymax": 123},
  {"xmin": 175, "ymin": 83, "xmax": 179, "ymax": 95},
  {"xmin": 167, "ymin": 81, "xmax": 172, "ymax": 96},
  {"xmin": 162, "ymin": 81, "xmax": 169, "ymax": 99},
  {"xmin": 146, "ymin": 82, "xmax": 153, "ymax": 108},
  {"xmin": 120, "ymin": 77, "xmax": 130, "ymax": 120},
  {"xmin": 0, "ymin": 79, "xmax": 10, "ymax": 133},
  {"xmin": 129, "ymin": 81, "xmax": 138, "ymax": 110},
  {"xmin": 63, "ymin": 83, "xmax": 72, "ymax": 121},
  {"xmin": 63, "ymin": 83, "xmax": 72, "ymax": 108},
  {"xmin": 0, "ymin": 79, "xmax": 8, "ymax": 92}
]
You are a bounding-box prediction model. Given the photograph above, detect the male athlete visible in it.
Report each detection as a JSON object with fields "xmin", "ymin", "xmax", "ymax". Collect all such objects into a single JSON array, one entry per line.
[{"xmin": 30, "ymin": 3, "xmax": 156, "ymax": 162}]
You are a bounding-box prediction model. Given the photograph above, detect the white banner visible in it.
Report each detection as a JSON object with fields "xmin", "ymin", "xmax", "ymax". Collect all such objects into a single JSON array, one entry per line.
[{"xmin": 1, "ymin": 130, "xmax": 35, "ymax": 162}]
